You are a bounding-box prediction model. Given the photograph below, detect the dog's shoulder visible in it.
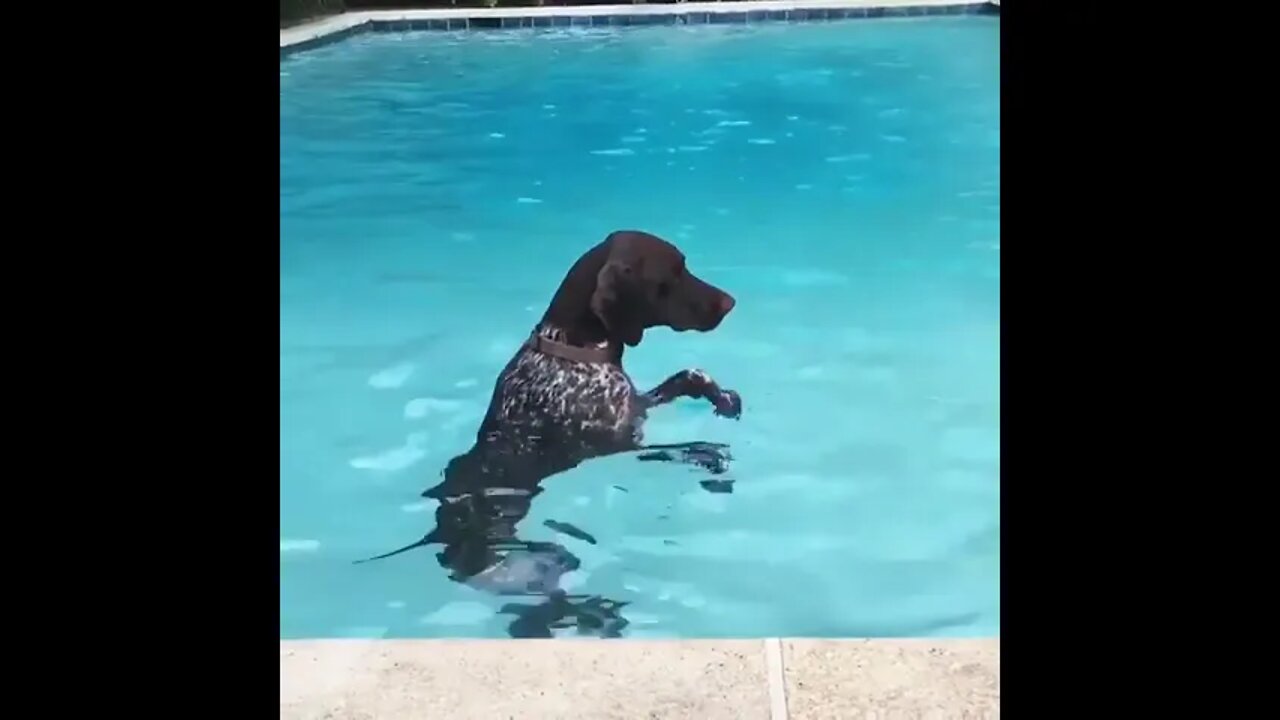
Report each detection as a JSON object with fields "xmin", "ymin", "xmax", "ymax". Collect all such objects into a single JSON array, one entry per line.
[{"xmin": 492, "ymin": 344, "xmax": 637, "ymax": 435}]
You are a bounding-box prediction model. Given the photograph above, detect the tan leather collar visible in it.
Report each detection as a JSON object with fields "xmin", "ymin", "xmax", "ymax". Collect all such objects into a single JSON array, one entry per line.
[{"xmin": 527, "ymin": 332, "xmax": 616, "ymax": 364}]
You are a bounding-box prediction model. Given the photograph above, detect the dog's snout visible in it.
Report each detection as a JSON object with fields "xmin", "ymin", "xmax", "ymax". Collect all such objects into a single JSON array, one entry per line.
[{"xmin": 691, "ymin": 289, "xmax": 734, "ymax": 331}]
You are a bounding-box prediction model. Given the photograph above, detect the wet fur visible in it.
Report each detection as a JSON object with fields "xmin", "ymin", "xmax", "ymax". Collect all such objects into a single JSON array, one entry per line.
[{"xmin": 357, "ymin": 230, "xmax": 740, "ymax": 638}]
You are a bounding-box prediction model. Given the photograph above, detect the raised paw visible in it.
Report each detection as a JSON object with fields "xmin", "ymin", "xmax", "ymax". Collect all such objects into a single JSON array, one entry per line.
[{"xmin": 713, "ymin": 389, "xmax": 743, "ymax": 420}]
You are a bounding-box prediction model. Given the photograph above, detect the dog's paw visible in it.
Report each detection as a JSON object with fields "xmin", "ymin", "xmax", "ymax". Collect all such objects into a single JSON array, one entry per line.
[{"xmin": 713, "ymin": 389, "xmax": 742, "ymax": 420}]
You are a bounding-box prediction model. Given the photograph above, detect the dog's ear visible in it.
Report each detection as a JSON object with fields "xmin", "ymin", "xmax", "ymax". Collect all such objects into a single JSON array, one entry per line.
[{"xmin": 590, "ymin": 259, "xmax": 645, "ymax": 347}]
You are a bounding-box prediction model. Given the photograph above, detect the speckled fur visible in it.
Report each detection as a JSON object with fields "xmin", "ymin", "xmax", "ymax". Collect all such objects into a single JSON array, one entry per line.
[{"xmin": 491, "ymin": 324, "xmax": 644, "ymax": 451}]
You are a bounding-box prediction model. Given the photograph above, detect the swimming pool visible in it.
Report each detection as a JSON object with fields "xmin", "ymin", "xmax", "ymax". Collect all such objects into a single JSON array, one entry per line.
[{"xmin": 280, "ymin": 12, "xmax": 999, "ymax": 639}]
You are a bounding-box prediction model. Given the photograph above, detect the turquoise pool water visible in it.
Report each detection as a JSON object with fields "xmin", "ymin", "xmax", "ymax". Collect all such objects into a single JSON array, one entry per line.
[{"xmin": 280, "ymin": 15, "xmax": 999, "ymax": 639}]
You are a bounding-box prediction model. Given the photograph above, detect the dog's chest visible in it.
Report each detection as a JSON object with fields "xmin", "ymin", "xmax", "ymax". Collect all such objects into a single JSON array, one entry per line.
[{"xmin": 496, "ymin": 349, "xmax": 636, "ymax": 436}]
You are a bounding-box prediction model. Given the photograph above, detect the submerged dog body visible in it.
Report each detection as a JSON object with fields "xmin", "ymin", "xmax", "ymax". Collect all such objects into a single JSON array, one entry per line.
[{"xmin": 359, "ymin": 230, "xmax": 741, "ymax": 637}]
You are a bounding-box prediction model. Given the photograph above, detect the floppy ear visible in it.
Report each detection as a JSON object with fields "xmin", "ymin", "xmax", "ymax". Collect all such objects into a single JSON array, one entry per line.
[{"xmin": 590, "ymin": 260, "xmax": 646, "ymax": 347}]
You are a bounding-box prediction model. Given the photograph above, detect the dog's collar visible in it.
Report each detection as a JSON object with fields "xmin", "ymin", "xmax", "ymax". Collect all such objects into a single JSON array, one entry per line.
[{"xmin": 527, "ymin": 332, "xmax": 616, "ymax": 364}]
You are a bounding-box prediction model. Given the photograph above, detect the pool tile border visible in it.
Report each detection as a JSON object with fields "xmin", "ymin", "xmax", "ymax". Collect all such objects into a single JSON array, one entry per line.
[{"xmin": 281, "ymin": 0, "xmax": 999, "ymax": 57}]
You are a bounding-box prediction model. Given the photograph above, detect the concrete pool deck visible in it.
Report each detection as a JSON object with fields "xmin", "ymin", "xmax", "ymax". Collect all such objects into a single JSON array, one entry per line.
[
  {"xmin": 281, "ymin": 637, "xmax": 999, "ymax": 718},
  {"xmin": 281, "ymin": 0, "xmax": 1000, "ymax": 54}
]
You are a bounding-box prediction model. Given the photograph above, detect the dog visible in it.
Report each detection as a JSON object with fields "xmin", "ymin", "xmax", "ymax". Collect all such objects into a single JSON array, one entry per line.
[{"xmin": 356, "ymin": 230, "xmax": 742, "ymax": 637}]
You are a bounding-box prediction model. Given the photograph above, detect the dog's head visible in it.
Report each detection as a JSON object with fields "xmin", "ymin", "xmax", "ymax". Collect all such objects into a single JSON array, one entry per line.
[{"xmin": 588, "ymin": 230, "xmax": 735, "ymax": 347}]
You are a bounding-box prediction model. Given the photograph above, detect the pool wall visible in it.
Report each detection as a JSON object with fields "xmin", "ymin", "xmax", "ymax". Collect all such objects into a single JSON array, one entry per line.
[{"xmin": 281, "ymin": 0, "xmax": 999, "ymax": 56}]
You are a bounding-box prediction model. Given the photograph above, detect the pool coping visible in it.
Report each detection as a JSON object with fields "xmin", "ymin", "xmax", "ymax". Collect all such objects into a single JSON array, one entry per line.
[
  {"xmin": 280, "ymin": 637, "xmax": 999, "ymax": 718},
  {"xmin": 281, "ymin": 0, "xmax": 999, "ymax": 56}
]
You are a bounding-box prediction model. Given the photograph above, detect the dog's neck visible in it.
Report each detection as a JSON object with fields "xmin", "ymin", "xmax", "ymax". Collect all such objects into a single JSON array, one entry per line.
[
  {"xmin": 539, "ymin": 241, "xmax": 614, "ymax": 344},
  {"xmin": 535, "ymin": 241, "xmax": 627, "ymax": 363},
  {"xmin": 532, "ymin": 323, "xmax": 622, "ymax": 365},
  {"xmin": 534, "ymin": 323, "xmax": 597, "ymax": 345}
]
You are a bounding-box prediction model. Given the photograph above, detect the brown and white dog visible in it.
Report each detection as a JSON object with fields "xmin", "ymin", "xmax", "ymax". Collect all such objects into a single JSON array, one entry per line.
[{"xmin": 358, "ymin": 230, "xmax": 741, "ymax": 638}]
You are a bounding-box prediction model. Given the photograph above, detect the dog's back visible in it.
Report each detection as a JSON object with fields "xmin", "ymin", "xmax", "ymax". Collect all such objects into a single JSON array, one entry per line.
[{"xmin": 428, "ymin": 334, "xmax": 639, "ymax": 499}]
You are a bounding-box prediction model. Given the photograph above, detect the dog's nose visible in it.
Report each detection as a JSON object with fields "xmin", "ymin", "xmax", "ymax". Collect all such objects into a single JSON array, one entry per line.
[{"xmin": 718, "ymin": 293, "xmax": 736, "ymax": 315}]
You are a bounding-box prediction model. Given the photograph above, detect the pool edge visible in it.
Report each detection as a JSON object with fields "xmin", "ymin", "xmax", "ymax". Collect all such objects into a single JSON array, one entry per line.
[
  {"xmin": 280, "ymin": 637, "xmax": 999, "ymax": 718},
  {"xmin": 280, "ymin": 0, "xmax": 1000, "ymax": 58}
]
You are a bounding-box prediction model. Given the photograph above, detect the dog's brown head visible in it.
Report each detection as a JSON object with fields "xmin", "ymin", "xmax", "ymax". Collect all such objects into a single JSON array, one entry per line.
[{"xmin": 543, "ymin": 230, "xmax": 736, "ymax": 348}]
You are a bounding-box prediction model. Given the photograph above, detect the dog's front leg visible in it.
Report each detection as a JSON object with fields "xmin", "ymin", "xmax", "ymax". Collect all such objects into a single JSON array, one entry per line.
[{"xmin": 640, "ymin": 369, "xmax": 742, "ymax": 420}]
